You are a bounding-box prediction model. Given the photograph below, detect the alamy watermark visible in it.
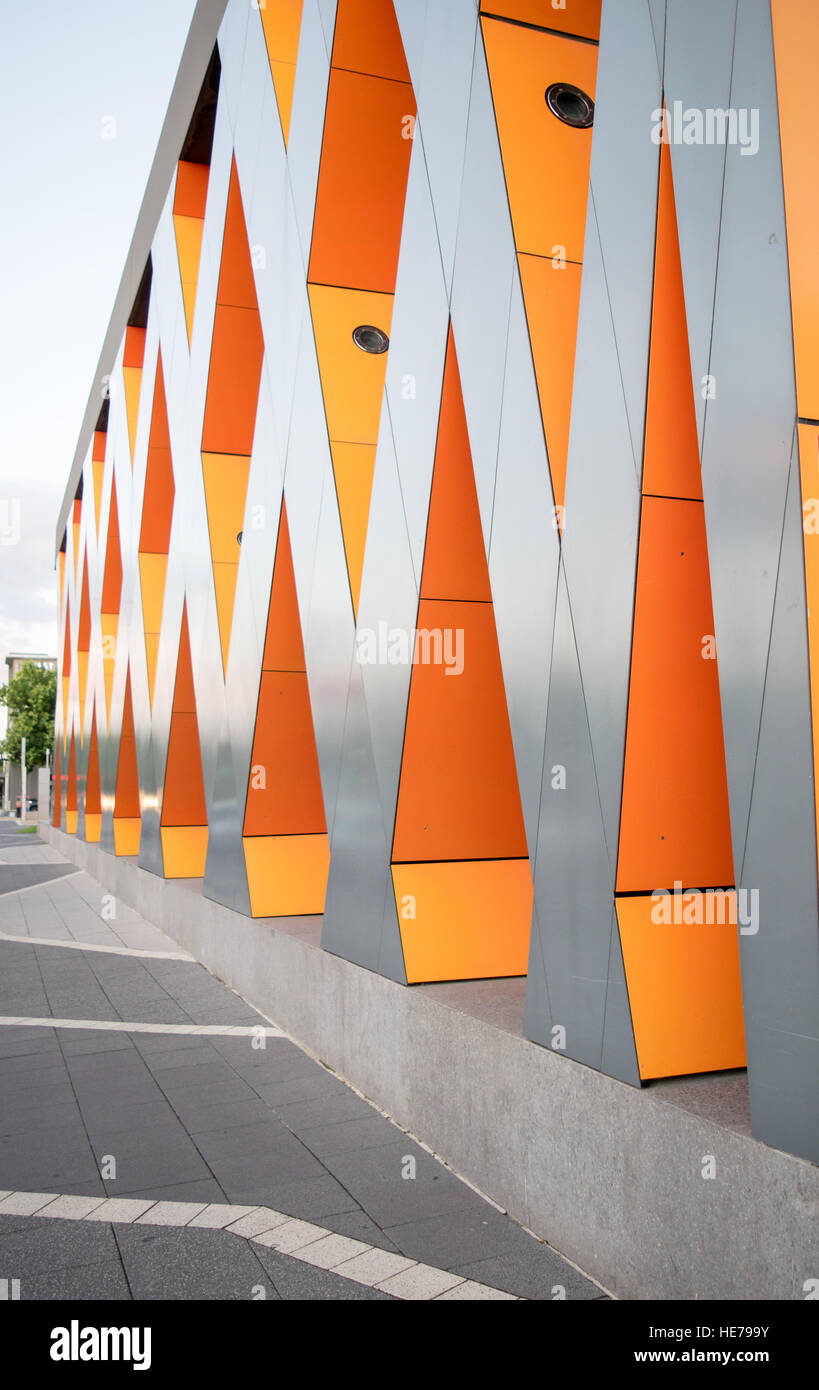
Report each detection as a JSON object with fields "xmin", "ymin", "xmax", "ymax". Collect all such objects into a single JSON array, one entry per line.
[
  {"xmin": 356, "ymin": 622, "xmax": 464, "ymax": 676},
  {"xmin": 651, "ymin": 102, "xmax": 759, "ymax": 156},
  {"xmin": 650, "ymin": 882, "xmax": 759, "ymax": 935}
]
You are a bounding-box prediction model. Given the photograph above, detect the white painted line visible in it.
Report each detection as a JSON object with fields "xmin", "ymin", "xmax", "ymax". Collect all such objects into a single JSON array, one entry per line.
[
  {"xmin": 188, "ymin": 1204, "xmax": 257, "ymax": 1230},
  {"xmin": 0, "ymin": 1191, "xmax": 523, "ymax": 1300},
  {"xmin": 0, "ymin": 872, "xmax": 83, "ymax": 894},
  {"xmin": 225, "ymin": 1209, "xmax": 290, "ymax": 1239},
  {"xmin": 435, "ymin": 1280, "xmax": 518, "ymax": 1300},
  {"xmin": 136, "ymin": 1201, "xmax": 209, "ymax": 1226},
  {"xmin": 84, "ymin": 1199, "xmax": 157, "ymax": 1223},
  {"xmin": 294, "ymin": 1233, "xmax": 371, "ymax": 1269},
  {"xmin": 249, "ymin": 1218, "xmax": 326, "ymax": 1254},
  {"xmin": 375, "ymin": 1265, "xmax": 466, "ymax": 1299},
  {"xmin": 0, "ymin": 1017, "xmax": 283, "ymax": 1037},
  {"xmin": 329, "ymin": 1247, "xmax": 415, "ymax": 1285},
  {"xmin": 0, "ymin": 930, "xmax": 194, "ymax": 961}
]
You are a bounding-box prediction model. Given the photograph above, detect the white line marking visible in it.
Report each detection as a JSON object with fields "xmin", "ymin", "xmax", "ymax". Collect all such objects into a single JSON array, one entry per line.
[
  {"xmin": 0, "ymin": 1192, "xmax": 519, "ymax": 1300},
  {"xmin": 0, "ymin": 1016, "xmax": 283, "ymax": 1037},
  {"xmin": 0, "ymin": 871, "xmax": 83, "ymax": 894},
  {"xmin": 0, "ymin": 931, "xmax": 193, "ymax": 961}
]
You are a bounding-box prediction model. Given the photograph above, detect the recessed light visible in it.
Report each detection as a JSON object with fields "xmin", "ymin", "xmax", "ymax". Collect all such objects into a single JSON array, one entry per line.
[
  {"xmin": 352, "ymin": 324, "xmax": 390, "ymax": 354},
  {"xmin": 545, "ymin": 82, "xmax": 594, "ymax": 129}
]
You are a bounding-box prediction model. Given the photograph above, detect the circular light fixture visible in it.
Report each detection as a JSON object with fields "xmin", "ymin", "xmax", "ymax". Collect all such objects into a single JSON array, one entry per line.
[
  {"xmin": 352, "ymin": 324, "xmax": 390, "ymax": 354},
  {"xmin": 545, "ymin": 82, "xmax": 594, "ymax": 129}
]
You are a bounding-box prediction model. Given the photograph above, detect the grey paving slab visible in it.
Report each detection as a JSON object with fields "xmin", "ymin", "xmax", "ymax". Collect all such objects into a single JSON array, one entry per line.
[
  {"xmin": 384, "ymin": 1208, "xmax": 549, "ymax": 1270},
  {"xmin": 0, "ymin": 1212, "xmax": 119, "ymax": 1275},
  {"xmin": 452, "ymin": 1247, "xmax": 601, "ymax": 1301},
  {"xmin": 239, "ymin": 1173, "xmax": 360, "ymax": 1224},
  {"xmin": 18, "ymin": 1260, "xmax": 133, "ymax": 1301},
  {"xmin": 0, "ymin": 865, "xmax": 79, "ymax": 894},
  {"xmin": 114, "ymin": 1178, "xmax": 228, "ymax": 1204},
  {"xmin": 113, "ymin": 1223, "xmax": 279, "ymax": 1300}
]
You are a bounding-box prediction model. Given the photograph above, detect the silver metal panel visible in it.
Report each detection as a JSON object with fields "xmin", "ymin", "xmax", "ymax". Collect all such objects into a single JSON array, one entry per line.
[
  {"xmin": 560, "ymin": 198, "xmax": 642, "ymax": 873},
  {"xmin": 402, "ymin": 0, "xmax": 478, "ymax": 295},
  {"xmin": 203, "ymin": 722, "xmax": 248, "ymax": 914},
  {"xmin": 489, "ymin": 271, "xmax": 560, "ymax": 861},
  {"xmin": 356, "ymin": 401, "xmax": 419, "ymax": 824},
  {"xmin": 739, "ymin": 451, "xmax": 819, "ymax": 1163},
  {"xmin": 315, "ymin": 0, "xmax": 338, "ymax": 58},
  {"xmin": 601, "ymin": 908, "xmax": 641, "ymax": 1086},
  {"xmin": 383, "ymin": 130, "xmax": 450, "ymax": 585},
  {"xmin": 286, "ymin": 0, "xmax": 332, "ymax": 266},
  {"xmin": 524, "ymin": 566, "xmax": 632, "ymax": 1073},
  {"xmin": 665, "ymin": 0, "xmax": 738, "ymax": 446},
  {"xmin": 591, "ymin": 0, "xmax": 663, "ymax": 477},
  {"xmin": 646, "ymin": 0, "xmax": 667, "ymax": 74},
  {"xmin": 321, "ymin": 658, "xmax": 407, "ymax": 984},
  {"xmin": 449, "ymin": 32, "xmax": 516, "ymax": 548},
  {"xmin": 232, "ymin": 9, "xmax": 272, "ymax": 215},
  {"xmin": 698, "ymin": 0, "xmax": 795, "ymax": 883},
  {"xmin": 282, "ymin": 304, "xmax": 355, "ymax": 837},
  {"xmin": 393, "ymin": 0, "xmax": 428, "ymax": 84},
  {"xmin": 216, "ymin": 0, "xmax": 250, "ymax": 131}
]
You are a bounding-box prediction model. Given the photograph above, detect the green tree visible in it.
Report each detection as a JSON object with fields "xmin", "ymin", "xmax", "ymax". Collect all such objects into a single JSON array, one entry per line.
[{"xmin": 0, "ymin": 662, "xmax": 57, "ymax": 767}]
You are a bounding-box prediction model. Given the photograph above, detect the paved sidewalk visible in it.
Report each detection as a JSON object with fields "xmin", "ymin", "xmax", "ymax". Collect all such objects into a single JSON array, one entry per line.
[{"xmin": 0, "ymin": 822, "xmax": 607, "ymax": 1301}]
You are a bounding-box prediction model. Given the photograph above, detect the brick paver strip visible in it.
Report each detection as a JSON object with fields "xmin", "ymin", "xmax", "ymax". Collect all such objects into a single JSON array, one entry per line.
[{"xmin": 0, "ymin": 1191, "xmax": 520, "ymax": 1299}]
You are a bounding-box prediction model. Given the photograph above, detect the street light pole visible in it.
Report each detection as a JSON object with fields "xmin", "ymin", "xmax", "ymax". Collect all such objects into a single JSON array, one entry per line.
[{"xmin": 20, "ymin": 736, "xmax": 26, "ymax": 826}]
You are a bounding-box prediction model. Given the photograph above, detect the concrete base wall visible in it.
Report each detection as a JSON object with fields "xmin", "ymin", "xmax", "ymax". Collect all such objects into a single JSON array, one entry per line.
[{"xmin": 41, "ymin": 820, "xmax": 819, "ymax": 1300}]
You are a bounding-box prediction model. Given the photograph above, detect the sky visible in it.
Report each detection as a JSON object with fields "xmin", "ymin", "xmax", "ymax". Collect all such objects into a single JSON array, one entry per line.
[{"xmin": 0, "ymin": 0, "xmax": 198, "ymax": 675}]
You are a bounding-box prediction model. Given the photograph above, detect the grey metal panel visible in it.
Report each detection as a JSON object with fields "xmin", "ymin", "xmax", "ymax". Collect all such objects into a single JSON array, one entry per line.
[
  {"xmin": 560, "ymin": 197, "xmax": 642, "ymax": 874},
  {"xmin": 393, "ymin": 0, "xmax": 428, "ymax": 83},
  {"xmin": 646, "ymin": 0, "xmax": 667, "ymax": 74},
  {"xmin": 56, "ymin": 0, "xmax": 229, "ymax": 552},
  {"xmin": 286, "ymin": 0, "xmax": 332, "ymax": 266},
  {"xmin": 383, "ymin": 130, "xmax": 449, "ymax": 586},
  {"xmin": 315, "ymin": 0, "xmax": 338, "ymax": 58},
  {"xmin": 397, "ymin": 0, "xmax": 478, "ymax": 294},
  {"xmin": 665, "ymin": 0, "xmax": 737, "ymax": 446},
  {"xmin": 356, "ymin": 401, "xmax": 419, "ymax": 824},
  {"xmin": 601, "ymin": 908, "xmax": 641, "ymax": 1086},
  {"xmin": 591, "ymin": 0, "xmax": 663, "ymax": 478},
  {"xmin": 449, "ymin": 31, "xmax": 516, "ymax": 548},
  {"xmin": 215, "ymin": 0, "xmax": 250, "ymax": 131},
  {"xmin": 232, "ymin": 8, "xmax": 273, "ymax": 215},
  {"xmin": 739, "ymin": 451, "xmax": 819, "ymax": 1163},
  {"xmin": 489, "ymin": 271, "xmax": 560, "ymax": 861},
  {"xmin": 699, "ymin": 0, "xmax": 795, "ymax": 884},
  {"xmin": 321, "ymin": 658, "xmax": 407, "ymax": 985},
  {"xmin": 204, "ymin": 722, "xmax": 250, "ymax": 914},
  {"xmin": 524, "ymin": 566, "xmax": 634, "ymax": 1074}
]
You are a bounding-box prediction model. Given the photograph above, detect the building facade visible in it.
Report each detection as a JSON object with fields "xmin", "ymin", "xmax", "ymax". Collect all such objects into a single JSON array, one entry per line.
[{"xmin": 53, "ymin": 0, "xmax": 819, "ymax": 1168}]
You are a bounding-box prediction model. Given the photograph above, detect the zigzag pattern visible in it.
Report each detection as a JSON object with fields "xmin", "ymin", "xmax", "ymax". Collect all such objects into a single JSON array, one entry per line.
[{"xmin": 53, "ymin": 0, "xmax": 819, "ymax": 1166}]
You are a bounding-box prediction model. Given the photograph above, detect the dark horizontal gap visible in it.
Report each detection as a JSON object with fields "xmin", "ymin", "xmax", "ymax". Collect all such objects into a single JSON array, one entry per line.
[
  {"xmin": 798, "ymin": 416, "xmax": 819, "ymax": 426},
  {"xmin": 306, "ymin": 277, "xmax": 395, "ymax": 299},
  {"xmin": 328, "ymin": 64, "xmax": 414, "ymax": 88},
  {"xmin": 640, "ymin": 492, "xmax": 704, "ymax": 504},
  {"xmin": 391, "ymin": 856, "xmax": 530, "ymax": 867},
  {"xmin": 414, "ymin": 596, "xmax": 493, "ymax": 605},
  {"xmin": 614, "ymin": 885, "xmax": 737, "ymax": 898},
  {"xmin": 480, "ymin": 10, "xmax": 599, "ymax": 47}
]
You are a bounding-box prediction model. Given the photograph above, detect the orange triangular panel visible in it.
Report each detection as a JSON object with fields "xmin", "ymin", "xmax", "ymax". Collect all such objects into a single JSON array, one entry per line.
[
  {"xmin": 114, "ymin": 672, "xmax": 140, "ymax": 818},
  {"xmin": 86, "ymin": 712, "xmax": 101, "ymax": 816},
  {"xmin": 161, "ymin": 607, "xmax": 207, "ymax": 829},
  {"xmin": 616, "ymin": 496, "xmax": 734, "ymax": 891},
  {"xmin": 393, "ymin": 328, "xmax": 527, "ymax": 862},
  {"xmin": 642, "ymin": 142, "xmax": 702, "ymax": 501},
  {"xmin": 420, "ymin": 329, "xmax": 491, "ymax": 602},
  {"xmin": 260, "ymin": 0, "xmax": 304, "ymax": 143},
  {"xmin": 244, "ymin": 512, "xmax": 325, "ymax": 836},
  {"xmin": 263, "ymin": 504, "xmax": 306, "ymax": 672}
]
